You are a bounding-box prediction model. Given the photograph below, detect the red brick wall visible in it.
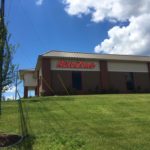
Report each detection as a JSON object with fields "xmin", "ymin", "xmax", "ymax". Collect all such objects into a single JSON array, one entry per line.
[
  {"xmin": 147, "ymin": 63, "xmax": 150, "ymax": 88},
  {"xmin": 82, "ymin": 71, "xmax": 100, "ymax": 91},
  {"xmin": 148, "ymin": 63, "xmax": 150, "ymax": 77},
  {"xmin": 134, "ymin": 72, "xmax": 150, "ymax": 92},
  {"xmin": 36, "ymin": 70, "xmax": 39, "ymax": 96},
  {"xmin": 99, "ymin": 61, "xmax": 109, "ymax": 91},
  {"xmin": 35, "ymin": 86, "xmax": 39, "ymax": 96},
  {"xmin": 41, "ymin": 57, "xmax": 52, "ymax": 95},
  {"xmin": 109, "ymin": 72, "xmax": 150, "ymax": 93},
  {"xmin": 109, "ymin": 72, "xmax": 127, "ymax": 92},
  {"xmin": 24, "ymin": 86, "xmax": 28, "ymax": 98}
]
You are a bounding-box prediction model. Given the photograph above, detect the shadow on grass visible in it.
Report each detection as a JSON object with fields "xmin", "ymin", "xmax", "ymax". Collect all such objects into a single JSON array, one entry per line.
[
  {"xmin": 15, "ymin": 100, "xmax": 35, "ymax": 150},
  {"xmin": 16, "ymin": 135, "xmax": 35, "ymax": 150},
  {"xmin": 52, "ymin": 101, "xmax": 123, "ymax": 138},
  {"xmin": 36, "ymin": 101, "xmax": 85, "ymax": 149},
  {"xmin": 25, "ymin": 96, "xmax": 75, "ymax": 103}
]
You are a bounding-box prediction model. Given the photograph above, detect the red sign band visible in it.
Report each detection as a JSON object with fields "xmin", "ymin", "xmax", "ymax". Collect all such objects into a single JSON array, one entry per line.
[{"xmin": 57, "ymin": 60, "xmax": 96, "ymax": 69}]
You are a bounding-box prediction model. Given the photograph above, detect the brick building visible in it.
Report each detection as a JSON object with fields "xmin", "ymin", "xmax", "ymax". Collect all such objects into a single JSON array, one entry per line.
[{"xmin": 19, "ymin": 51, "xmax": 150, "ymax": 98}]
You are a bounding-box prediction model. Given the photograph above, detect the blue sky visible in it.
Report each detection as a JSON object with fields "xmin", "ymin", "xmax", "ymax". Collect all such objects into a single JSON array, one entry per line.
[
  {"xmin": 6, "ymin": 0, "xmax": 114, "ymax": 69},
  {"xmin": 4, "ymin": 0, "xmax": 150, "ymax": 99}
]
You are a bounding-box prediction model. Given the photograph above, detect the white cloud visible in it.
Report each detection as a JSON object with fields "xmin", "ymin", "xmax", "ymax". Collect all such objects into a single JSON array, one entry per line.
[
  {"xmin": 95, "ymin": 14, "xmax": 150, "ymax": 55},
  {"xmin": 63, "ymin": 0, "xmax": 150, "ymax": 22},
  {"xmin": 63, "ymin": 0, "xmax": 150, "ymax": 55},
  {"xmin": 36, "ymin": 0, "xmax": 44, "ymax": 5}
]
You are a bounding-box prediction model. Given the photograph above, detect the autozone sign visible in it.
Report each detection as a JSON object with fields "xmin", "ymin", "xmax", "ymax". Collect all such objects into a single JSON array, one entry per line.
[{"xmin": 56, "ymin": 60, "xmax": 96, "ymax": 69}]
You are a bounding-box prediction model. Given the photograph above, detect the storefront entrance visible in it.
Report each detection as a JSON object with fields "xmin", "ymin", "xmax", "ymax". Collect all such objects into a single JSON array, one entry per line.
[{"xmin": 72, "ymin": 72, "xmax": 82, "ymax": 90}]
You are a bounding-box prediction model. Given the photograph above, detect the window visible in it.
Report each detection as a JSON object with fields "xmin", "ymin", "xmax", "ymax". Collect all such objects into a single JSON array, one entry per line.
[
  {"xmin": 72, "ymin": 72, "xmax": 82, "ymax": 90},
  {"xmin": 126, "ymin": 72, "xmax": 135, "ymax": 91}
]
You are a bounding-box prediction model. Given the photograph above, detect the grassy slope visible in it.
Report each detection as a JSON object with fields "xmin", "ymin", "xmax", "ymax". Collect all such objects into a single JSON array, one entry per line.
[{"xmin": 0, "ymin": 94, "xmax": 150, "ymax": 150}]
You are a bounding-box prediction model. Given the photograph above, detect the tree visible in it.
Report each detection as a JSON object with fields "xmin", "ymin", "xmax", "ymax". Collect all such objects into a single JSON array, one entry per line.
[
  {"xmin": 0, "ymin": 0, "xmax": 16, "ymax": 115},
  {"xmin": 1, "ymin": 34, "xmax": 16, "ymax": 91}
]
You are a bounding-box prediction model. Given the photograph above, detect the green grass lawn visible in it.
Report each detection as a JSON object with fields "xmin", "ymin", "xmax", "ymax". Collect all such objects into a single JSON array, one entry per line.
[{"xmin": 0, "ymin": 94, "xmax": 150, "ymax": 150}]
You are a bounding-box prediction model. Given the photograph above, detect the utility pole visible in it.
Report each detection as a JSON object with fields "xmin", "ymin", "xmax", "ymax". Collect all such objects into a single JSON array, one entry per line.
[
  {"xmin": 15, "ymin": 67, "xmax": 19, "ymax": 101},
  {"xmin": 0, "ymin": 0, "xmax": 5, "ymax": 115}
]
